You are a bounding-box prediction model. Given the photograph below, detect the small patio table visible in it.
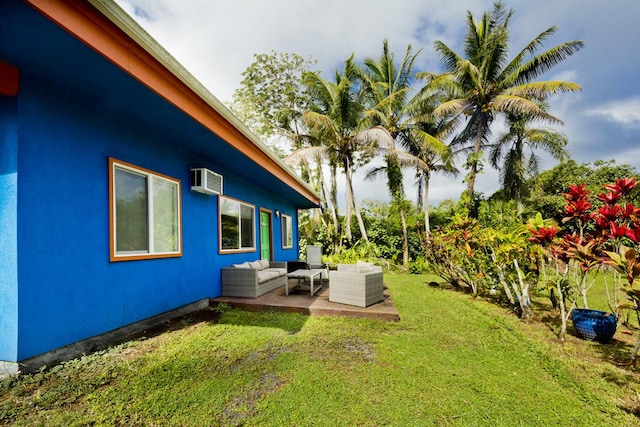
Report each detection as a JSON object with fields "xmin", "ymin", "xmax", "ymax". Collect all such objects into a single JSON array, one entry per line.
[{"xmin": 286, "ymin": 268, "xmax": 325, "ymax": 297}]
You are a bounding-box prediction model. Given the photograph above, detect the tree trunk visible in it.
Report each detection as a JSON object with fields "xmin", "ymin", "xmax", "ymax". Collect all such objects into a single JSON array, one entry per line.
[
  {"xmin": 465, "ymin": 116, "xmax": 486, "ymax": 209},
  {"xmin": 581, "ymin": 284, "xmax": 589, "ymax": 309},
  {"xmin": 514, "ymin": 259, "xmax": 533, "ymax": 320},
  {"xmin": 344, "ymin": 187, "xmax": 353, "ymax": 243},
  {"xmin": 558, "ymin": 281, "xmax": 568, "ymax": 342},
  {"xmin": 346, "ymin": 165, "xmax": 369, "ymax": 244},
  {"xmin": 329, "ymin": 162, "xmax": 340, "ymax": 250},
  {"xmin": 423, "ymin": 172, "xmax": 431, "ymax": 241},
  {"xmin": 342, "ymin": 159, "xmax": 353, "ymax": 243},
  {"xmin": 399, "ymin": 207, "xmax": 409, "ymax": 266},
  {"xmin": 318, "ymin": 158, "xmax": 339, "ymax": 250}
]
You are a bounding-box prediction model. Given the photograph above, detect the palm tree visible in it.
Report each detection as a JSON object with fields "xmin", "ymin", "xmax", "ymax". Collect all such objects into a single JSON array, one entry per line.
[
  {"xmin": 489, "ymin": 106, "xmax": 568, "ymax": 208},
  {"xmin": 359, "ymin": 40, "xmax": 459, "ymax": 250},
  {"xmin": 404, "ymin": 127, "xmax": 458, "ymax": 240},
  {"xmin": 286, "ymin": 145, "xmax": 340, "ymax": 249},
  {"xmin": 301, "ymin": 55, "xmax": 372, "ymax": 245},
  {"xmin": 367, "ymin": 131, "xmax": 457, "ymax": 241},
  {"xmin": 357, "ymin": 40, "xmax": 420, "ymax": 265},
  {"xmin": 430, "ymin": 1, "xmax": 583, "ymax": 208}
]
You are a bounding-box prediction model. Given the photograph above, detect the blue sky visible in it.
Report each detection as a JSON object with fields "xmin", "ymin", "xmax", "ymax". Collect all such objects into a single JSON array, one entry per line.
[{"xmin": 115, "ymin": 0, "xmax": 640, "ymax": 207}]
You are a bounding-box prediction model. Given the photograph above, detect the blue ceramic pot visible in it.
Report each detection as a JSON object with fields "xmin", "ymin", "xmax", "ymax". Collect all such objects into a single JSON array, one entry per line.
[{"xmin": 571, "ymin": 308, "xmax": 617, "ymax": 343}]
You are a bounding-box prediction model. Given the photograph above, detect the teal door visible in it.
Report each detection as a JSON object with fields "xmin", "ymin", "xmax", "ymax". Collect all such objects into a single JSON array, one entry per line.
[{"xmin": 260, "ymin": 210, "xmax": 271, "ymax": 260}]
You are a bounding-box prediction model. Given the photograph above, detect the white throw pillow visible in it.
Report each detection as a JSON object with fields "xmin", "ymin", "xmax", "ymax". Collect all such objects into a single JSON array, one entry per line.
[
  {"xmin": 233, "ymin": 262, "xmax": 251, "ymax": 269},
  {"xmin": 259, "ymin": 259, "xmax": 270, "ymax": 270},
  {"xmin": 249, "ymin": 260, "xmax": 262, "ymax": 270}
]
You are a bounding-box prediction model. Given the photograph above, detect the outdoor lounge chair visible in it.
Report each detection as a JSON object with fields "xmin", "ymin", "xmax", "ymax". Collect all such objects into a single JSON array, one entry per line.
[
  {"xmin": 306, "ymin": 245, "xmax": 328, "ymax": 280},
  {"xmin": 329, "ymin": 262, "xmax": 384, "ymax": 307}
]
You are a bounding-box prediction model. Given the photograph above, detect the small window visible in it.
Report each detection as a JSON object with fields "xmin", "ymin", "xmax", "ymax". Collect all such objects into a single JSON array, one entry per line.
[
  {"xmin": 219, "ymin": 195, "xmax": 255, "ymax": 252},
  {"xmin": 282, "ymin": 214, "xmax": 293, "ymax": 249},
  {"xmin": 109, "ymin": 158, "xmax": 181, "ymax": 261}
]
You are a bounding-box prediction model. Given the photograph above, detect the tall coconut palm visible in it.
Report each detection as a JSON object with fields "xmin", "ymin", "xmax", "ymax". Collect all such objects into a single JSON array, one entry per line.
[
  {"xmin": 301, "ymin": 55, "xmax": 372, "ymax": 245},
  {"xmin": 489, "ymin": 106, "xmax": 568, "ymax": 208},
  {"xmin": 430, "ymin": 1, "xmax": 583, "ymax": 208},
  {"xmin": 359, "ymin": 40, "xmax": 458, "ymax": 250},
  {"xmin": 357, "ymin": 40, "xmax": 420, "ymax": 265},
  {"xmin": 404, "ymin": 78, "xmax": 461, "ymax": 239}
]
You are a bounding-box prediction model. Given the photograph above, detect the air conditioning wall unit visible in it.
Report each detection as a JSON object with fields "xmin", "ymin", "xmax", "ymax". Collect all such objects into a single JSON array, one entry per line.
[{"xmin": 190, "ymin": 168, "xmax": 223, "ymax": 195}]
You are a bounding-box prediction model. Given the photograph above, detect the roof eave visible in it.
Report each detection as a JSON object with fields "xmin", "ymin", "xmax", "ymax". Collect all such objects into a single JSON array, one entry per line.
[{"xmin": 25, "ymin": 0, "xmax": 322, "ymax": 208}]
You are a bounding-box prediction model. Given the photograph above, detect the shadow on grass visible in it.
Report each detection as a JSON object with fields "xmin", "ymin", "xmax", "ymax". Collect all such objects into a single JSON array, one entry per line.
[
  {"xmin": 214, "ymin": 304, "xmax": 309, "ymax": 335},
  {"xmin": 128, "ymin": 306, "xmax": 224, "ymax": 341},
  {"xmin": 591, "ymin": 332, "xmax": 636, "ymax": 366},
  {"xmin": 128, "ymin": 303, "xmax": 309, "ymax": 340}
]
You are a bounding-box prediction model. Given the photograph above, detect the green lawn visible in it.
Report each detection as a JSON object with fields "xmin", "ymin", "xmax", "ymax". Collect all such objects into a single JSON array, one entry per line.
[{"xmin": 2, "ymin": 274, "xmax": 640, "ymax": 426}]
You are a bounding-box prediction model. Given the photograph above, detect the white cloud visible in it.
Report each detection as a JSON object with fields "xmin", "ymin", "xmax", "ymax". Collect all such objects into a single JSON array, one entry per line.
[
  {"xmin": 585, "ymin": 98, "xmax": 640, "ymax": 128},
  {"xmin": 113, "ymin": 0, "xmax": 640, "ymax": 205}
]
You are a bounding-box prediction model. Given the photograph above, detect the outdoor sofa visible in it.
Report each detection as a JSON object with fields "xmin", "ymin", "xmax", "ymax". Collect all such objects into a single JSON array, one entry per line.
[
  {"xmin": 329, "ymin": 261, "xmax": 384, "ymax": 308},
  {"xmin": 221, "ymin": 259, "xmax": 287, "ymax": 298}
]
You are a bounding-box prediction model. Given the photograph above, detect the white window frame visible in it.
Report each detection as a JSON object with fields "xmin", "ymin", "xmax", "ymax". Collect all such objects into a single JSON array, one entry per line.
[
  {"xmin": 109, "ymin": 158, "xmax": 182, "ymax": 261},
  {"xmin": 219, "ymin": 195, "xmax": 256, "ymax": 253},
  {"xmin": 281, "ymin": 213, "xmax": 293, "ymax": 249}
]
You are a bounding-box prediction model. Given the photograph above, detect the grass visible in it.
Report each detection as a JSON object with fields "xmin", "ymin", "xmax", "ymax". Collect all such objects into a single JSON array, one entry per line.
[{"xmin": 3, "ymin": 274, "xmax": 640, "ymax": 425}]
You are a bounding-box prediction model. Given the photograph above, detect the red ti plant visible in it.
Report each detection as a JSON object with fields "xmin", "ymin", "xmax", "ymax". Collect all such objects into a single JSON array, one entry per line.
[
  {"xmin": 560, "ymin": 184, "xmax": 603, "ymax": 310},
  {"xmin": 530, "ymin": 178, "xmax": 640, "ymax": 344},
  {"xmin": 529, "ymin": 214, "xmax": 575, "ymax": 341},
  {"xmin": 562, "ymin": 184, "xmax": 594, "ymax": 239}
]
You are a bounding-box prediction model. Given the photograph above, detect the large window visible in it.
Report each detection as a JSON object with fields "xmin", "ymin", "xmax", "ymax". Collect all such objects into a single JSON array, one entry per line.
[
  {"xmin": 282, "ymin": 214, "xmax": 293, "ymax": 249},
  {"xmin": 219, "ymin": 195, "xmax": 255, "ymax": 252},
  {"xmin": 109, "ymin": 158, "xmax": 181, "ymax": 261}
]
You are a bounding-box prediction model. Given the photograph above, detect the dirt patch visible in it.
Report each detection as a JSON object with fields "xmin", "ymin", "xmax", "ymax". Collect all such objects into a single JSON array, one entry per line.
[
  {"xmin": 218, "ymin": 372, "xmax": 283, "ymax": 425},
  {"xmin": 344, "ymin": 338, "xmax": 376, "ymax": 362}
]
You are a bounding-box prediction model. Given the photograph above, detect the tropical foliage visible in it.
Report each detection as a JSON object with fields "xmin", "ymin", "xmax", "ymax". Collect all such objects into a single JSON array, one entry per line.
[
  {"xmin": 230, "ymin": 1, "xmax": 584, "ymax": 263},
  {"xmin": 426, "ymin": 1, "xmax": 582, "ymax": 207}
]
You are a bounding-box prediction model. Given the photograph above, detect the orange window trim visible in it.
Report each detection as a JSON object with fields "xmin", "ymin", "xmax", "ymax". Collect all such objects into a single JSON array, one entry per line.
[
  {"xmin": 218, "ymin": 195, "xmax": 257, "ymax": 255},
  {"xmin": 26, "ymin": 0, "xmax": 319, "ymax": 206},
  {"xmin": 108, "ymin": 157, "xmax": 183, "ymax": 262}
]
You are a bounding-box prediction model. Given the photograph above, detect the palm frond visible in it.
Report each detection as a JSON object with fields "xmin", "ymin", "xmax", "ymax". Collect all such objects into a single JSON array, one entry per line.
[
  {"xmin": 499, "ymin": 26, "xmax": 557, "ymax": 82},
  {"xmin": 363, "ymin": 165, "xmax": 387, "ymax": 181},
  {"xmin": 434, "ymin": 41, "xmax": 462, "ymax": 73},
  {"xmin": 505, "ymin": 81, "xmax": 582, "ymax": 99},
  {"xmin": 286, "ymin": 146, "xmax": 328, "ymax": 166},
  {"xmin": 433, "ymin": 98, "xmax": 467, "ymax": 119},
  {"xmin": 492, "ymin": 95, "xmax": 555, "ymax": 117},
  {"xmin": 352, "ymin": 126, "xmax": 396, "ymax": 151},
  {"xmin": 511, "ymin": 40, "xmax": 585, "ymax": 85}
]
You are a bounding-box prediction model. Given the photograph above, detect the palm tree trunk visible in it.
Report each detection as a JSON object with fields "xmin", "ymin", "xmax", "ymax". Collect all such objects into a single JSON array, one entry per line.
[
  {"xmin": 423, "ymin": 172, "xmax": 431, "ymax": 241},
  {"xmin": 399, "ymin": 207, "xmax": 409, "ymax": 266},
  {"xmin": 343, "ymin": 159, "xmax": 353, "ymax": 242},
  {"xmin": 318, "ymin": 158, "xmax": 340, "ymax": 250},
  {"xmin": 466, "ymin": 134, "xmax": 482, "ymax": 208},
  {"xmin": 466, "ymin": 116, "xmax": 487, "ymax": 209},
  {"xmin": 328, "ymin": 162, "xmax": 342, "ymax": 249},
  {"xmin": 345, "ymin": 165, "xmax": 369, "ymax": 244}
]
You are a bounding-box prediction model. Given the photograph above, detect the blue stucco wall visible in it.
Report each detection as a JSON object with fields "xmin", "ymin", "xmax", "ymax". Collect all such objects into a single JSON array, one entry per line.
[
  {"xmin": 0, "ymin": 95, "xmax": 19, "ymax": 362},
  {"xmin": 11, "ymin": 75, "xmax": 299, "ymax": 361}
]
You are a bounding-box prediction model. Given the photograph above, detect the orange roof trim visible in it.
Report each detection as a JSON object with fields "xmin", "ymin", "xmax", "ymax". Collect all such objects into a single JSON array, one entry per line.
[{"xmin": 25, "ymin": 0, "xmax": 321, "ymax": 207}]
